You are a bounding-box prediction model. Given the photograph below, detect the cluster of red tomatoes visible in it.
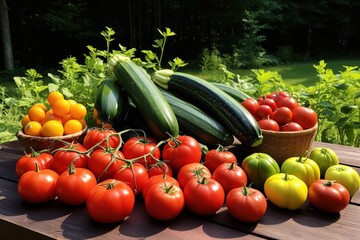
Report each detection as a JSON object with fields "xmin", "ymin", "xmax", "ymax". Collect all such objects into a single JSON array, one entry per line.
[
  {"xmin": 241, "ymin": 91, "xmax": 318, "ymax": 131},
  {"xmin": 15, "ymin": 127, "xmax": 267, "ymax": 223}
]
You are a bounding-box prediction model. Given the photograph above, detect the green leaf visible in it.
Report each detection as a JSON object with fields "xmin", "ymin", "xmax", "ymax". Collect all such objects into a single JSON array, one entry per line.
[
  {"xmin": 341, "ymin": 104, "xmax": 358, "ymax": 114},
  {"xmin": 333, "ymin": 83, "xmax": 349, "ymax": 90}
]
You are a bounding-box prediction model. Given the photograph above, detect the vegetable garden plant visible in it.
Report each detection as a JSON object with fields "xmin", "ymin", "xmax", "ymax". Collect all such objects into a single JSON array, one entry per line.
[{"xmin": 0, "ymin": 27, "xmax": 359, "ymax": 147}]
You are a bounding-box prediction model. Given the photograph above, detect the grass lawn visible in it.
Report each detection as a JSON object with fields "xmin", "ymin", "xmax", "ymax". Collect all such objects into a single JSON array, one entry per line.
[{"xmin": 185, "ymin": 58, "xmax": 360, "ymax": 87}]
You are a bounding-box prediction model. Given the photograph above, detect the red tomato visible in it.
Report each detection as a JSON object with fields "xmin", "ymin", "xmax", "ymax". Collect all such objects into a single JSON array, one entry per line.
[
  {"xmin": 82, "ymin": 127, "xmax": 121, "ymax": 150},
  {"xmin": 308, "ymin": 179, "xmax": 350, "ymax": 213},
  {"xmin": 255, "ymin": 105, "xmax": 273, "ymax": 120},
  {"xmin": 142, "ymin": 174, "xmax": 179, "ymax": 199},
  {"xmin": 280, "ymin": 122, "xmax": 303, "ymax": 131},
  {"xmin": 213, "ymin": 162, "xmax": 248, "ymax": 195},
  {"xmin": 162, "ymin": 135, "xmax": 202, "ymax": 173},
  {"xmin": 52, "ymin": 143, "xmax": 89, "ymax": 175},
  {"xmin": 145, "ymin": 182, "xmax": 185, "ymax": 220},
  {"xmin": 113, "ymin": 162, "xmax": 149, "ymax": 195},
  {"xmin": 86, "ymin": 179, "xmax": 135, "ymax": 223},
  {"xmin": 18, "ymin": 163, "xmax": 59, "ymax": 203},
  {"xmin": 56, "ymin": 164, "xmax": 97, "ymax": 205},
  {"xmin": 177, "ymin": 162, "xmax": 212, "ymax": 190},
  {"xmin": 147, "ymin": 161, "xmax": 173, "ymax": 178},
  {"xmin": 204, "ymin": 145, "xmax": 237, "ymax": 173},
  {"xmin": 241, "ymin": 97, "xmax": 259, "ymax": 116},
  {"xmin": 226, "ymin": 185, "xmax": 267, "ymax": 222},
  {"xmin": 122, "ymin": 136, "xmax": 161, "ymax": 167},
  {"xmin": 266, "ymin": 91, "xmax": 290, "ymax": 103},
  {"xmin": 15, "ymin": 152, "xmax": 49, "ymax": 177},
  {"xmin": 258, "ymin": 97, "xmax": 277, "ymax": 111},
  {"xmin": 184, "ymin": 177, "xmax": 225, "ymax": 215},
  {"xmin": 292, "ymin": 106, "xmax": 318, "ymax": 129},
  {"xmin": 88, "ymin": 149, "xmax": 125, "ymax": 181},
  {"xmin": 258, "ymin": 119, "xmax": 280, "ymax": 131},
  {"xmin": 276, "ymin": 96, "xmax": 300, "ymax": 110},
  {"xmin": 272, "ymin": 106, "xmax": 292, "ymax": 126}
]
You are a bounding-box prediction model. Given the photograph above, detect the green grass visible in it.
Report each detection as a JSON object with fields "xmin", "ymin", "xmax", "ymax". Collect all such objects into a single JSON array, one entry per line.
[{"xmin": 184, "ymin": 59, "xmax": 360, "ymax": 87}]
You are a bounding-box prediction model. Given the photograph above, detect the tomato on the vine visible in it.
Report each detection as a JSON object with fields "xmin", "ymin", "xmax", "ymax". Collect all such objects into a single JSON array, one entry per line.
[
  {"xmin": 162, "ymin": 135, "xmax": 202, "ymax": 173},
  {"xmin": 56, "ymin": 164, "xmax": 97, "ymax": 205},
  {"xmin": 122, "ymin": 136, "xmax": 161, "ymax": 167},
  {"xmin": 145, "ymin": 181, "xmax": 185, "ymax": 220},
  {"xmin": 88, "ymin": 148, "xmax": 125, "ymax": 181},
  {"xmin": 18, "ymin": 163, "xmax": 59, "ymax": 203},
  {"xmin": 113, "ymin": 162, "xmax": 149, "ymax": 195},
  {"xmin": 213, "ymin": 162, "xmax": 247, "ymax": 195},
  {"xmin": 142, "ymin": 174, "xmax": 179, "ymax": 199},
  {"xmin": 204, "ymin": 145, "xmax": 237, "ymax": 173},
  {"xmin": 226, "ymin": 184, "xmax": 267, "ymax": 222},
  {"xmin": 177, "ymin": 162, "xmax": 212, "ymax": 190},
  {"xmin": 15, "ymin": 151, "xmax": 53, "ymax": 177},
  {"xmin": 147, "ymin": 161, "xmax": 173, "ymax": 178},
  {"xmin": 184, "ymin": 177, "xmax": 225, "ymax": 215},
  {"xmin": 51, "ymin": 143, "xmax": 89, "ymax": 175},
  {"xmin": 82, "ymin": 127, "xmax": 120, "ymax": 150},
  {"xmin": 86, "ymin": 179, "xmax": 135, "ymax": 223},
  {"xmin": 308, "ymin": 179, "xmax": 350, "ymax": 213}
]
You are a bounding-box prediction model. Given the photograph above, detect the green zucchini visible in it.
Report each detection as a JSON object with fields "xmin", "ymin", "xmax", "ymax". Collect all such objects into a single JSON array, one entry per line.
[
  {"xmin": 94, "ymin": 78, "xmax": 129, "ymax": 129},
  {"xmin": 153, "ymin": 70, "xmax": 263, "ymax": 147},
  {"xmin": 160, "ymin": 89, "xmax": 234, "ymax": 146},
  {"xmin": 211, "ymin": 82, "xmax": 251, "ymax": 102},
  {"xmin": 109, "ymin": 55, "xmax": 179, "ymax": 140}
]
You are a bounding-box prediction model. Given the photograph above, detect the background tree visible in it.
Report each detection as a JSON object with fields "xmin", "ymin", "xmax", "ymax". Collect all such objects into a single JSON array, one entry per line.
[{"xmin": 0, "ymin": 0, "xmax": 14, "ymax": 70}]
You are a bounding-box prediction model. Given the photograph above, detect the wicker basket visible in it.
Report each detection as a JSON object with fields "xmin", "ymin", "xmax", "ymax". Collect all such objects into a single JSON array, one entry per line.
[
  {"xmin": 16, "ymin": 127, "xmax": 88, "ymax": 153},
  {"xmin": 250, "ymin": 123, "xmax": 318, "ymax": 164}
]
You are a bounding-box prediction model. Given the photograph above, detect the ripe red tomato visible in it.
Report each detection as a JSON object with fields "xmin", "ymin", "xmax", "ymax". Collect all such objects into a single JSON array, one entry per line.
[
  {"xmin": 122, "ymin": 136, "xmax": 161, "ymax": 167},
  {"xmin": 272, "ymin": 106, "xmax": 292, "ymax": 126},
  {"xmin": 258, "ymin": 97, "xmax": 277, "ymax": 111},
  {"xmin": 255, "ymin": 105, "xmax": 273, "ymax": 120},
  {"xmin": 276, "ymin": 96, "xmax": 300, "ymax": 110},
  {"xmin": 292, "ymin": 106, "xmax": 318, "ymax": 129},
  {"xmin": 113, "ymin": 162, "xmax": 149, "ymax": 195},
  {"xmin": 226, "ymin": 185, "xmax": 267, "ymax": 222},
  {"xmin": 162, "ymin": 135, "xmax": 202, "ymax": 173},
  {"xmin": 82, "ymin": 127, "xmax": 121, "ymax": 150},
  {"xmin": 86, "ymin": 179, "xmax": 135, "ymax": 223},
  {"xmin": 266, "ymin": 91, "xmax": 290, "ymax": 103},
  {"xmin": 184, "ymin": 177, "xmax": 225, "ymax": 215},
  {"xmin": 308, "ymin": 179, "xmax": 350, "ymax": 213},
  {"xmin": 147, "ymin": 161, "xmax": 173, "ymax": 178},
  {"xmin": 258, "ymin": 119, "xmax": 280, "ymax": 131},
  {"xmin": 16, "ymin": 152, "xmax": 53, "ymax": 177},
  {"xmin": 177, "ymin": 162, "xmax": 212, "ymax": 190},
  {"xmin": 204, "ymin": 145, "xmax": 237, "ymax": 173},
  {"xmin": 241, "ymin": 97, "xmax": 259, "ymax": 116},
  {"xmin": 280, "ymin": 122, "xmax": 303, "ymax": 131},
  {"xmin": 142, "ymin": 174, "xmax": 179, "ymax": 199},
  {"xmin": 213, "ymin": 162, "xmax": 248, "ymax": 195},
  {"xmin": 51, "ymin": 143, "xmax": 89, "ymax": 175},
  {"xmin": 145, "ymin": 181, "xmax": 185, "ymax": 220},
  {"xmin": 56, "ymin": 164, "xmax": 97, "ymax": 205},
  {"xmin": 18, "ymin": 164, "xmax": 59, "ymax": 203},
  {"xmin": 88, "ymin": 149, "xmax": 125, "ymax": 181}
]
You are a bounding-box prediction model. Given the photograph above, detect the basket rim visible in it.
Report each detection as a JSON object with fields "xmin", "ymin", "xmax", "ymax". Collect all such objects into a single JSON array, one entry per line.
[
  {"xmin": 16, "ymin": 126, "xmax": 88, "ymax": 140},
  {"xmin": 261, "ymin": 123, "xmax": 318, "ymax": 137}
]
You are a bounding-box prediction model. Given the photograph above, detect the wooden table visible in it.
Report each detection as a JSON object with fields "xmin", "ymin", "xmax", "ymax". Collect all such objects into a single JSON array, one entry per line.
[{"xmin": 1, "ymin": 140, "xmax": 359, "ymax": 240}]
